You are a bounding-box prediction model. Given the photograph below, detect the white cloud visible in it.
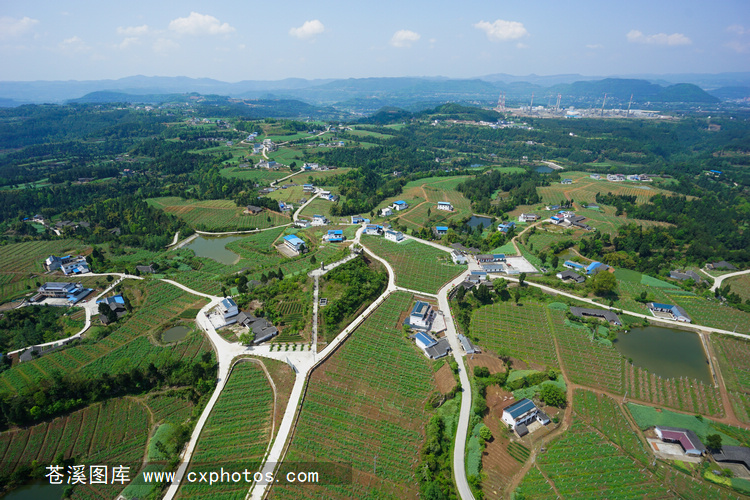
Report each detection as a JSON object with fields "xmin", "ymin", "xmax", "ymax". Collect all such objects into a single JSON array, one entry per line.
[
  {"xmin": 117, "ymin": 25, "xmax": 149, "ymax": 37},
  {"xmin": 169, "ymin": 12, "xmax": 234, "ymax": 36},
  {"xmin": 390, "ymin": 29, "xmax": 420, "ymax": 48},
  {"xmin": 117, "ymin": 37, "xmax": 139, "ymax": 50},
  {"xmin": 586, "ymin": 43, "xmax": 604, "ymax": 49},
  {"xmin": 289, "ymin": 20, "xmax": 325, "ymax": 39},
  {"xmin": 727, "ymin": 24, "xmax": 747, "ymax": 36},
  {"xmin": 516, "ymin": 42, "xmax": 529, "ymax": 49},
  {"xmin": 0, "ymin": 16, "xmax": 39, "ymax": 39},
  {"xmin": 474, "ymin": 19, "xmax": 528, "ymax": 41},
  {"xmin": 58, "ymin": 36, "xmax": 90, "ymax": 53},
  {"xmin": 153, "ymin": 37, "xmax": 179, "ymax": 54},
  {"xmin": 626, "ymin": 30, "xmax": 691, "ymax": 46}
]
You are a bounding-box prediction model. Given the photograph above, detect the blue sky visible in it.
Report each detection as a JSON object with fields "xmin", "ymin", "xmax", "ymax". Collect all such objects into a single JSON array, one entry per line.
[{"xmin": 1, "ymin": 0, "xmax": 748, "ymax": 81}]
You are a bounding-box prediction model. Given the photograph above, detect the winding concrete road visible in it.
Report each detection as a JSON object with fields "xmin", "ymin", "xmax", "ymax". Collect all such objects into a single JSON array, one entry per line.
[{"xmin": 701, "ymin": 267, "xmax": 750, "ymax": 292}]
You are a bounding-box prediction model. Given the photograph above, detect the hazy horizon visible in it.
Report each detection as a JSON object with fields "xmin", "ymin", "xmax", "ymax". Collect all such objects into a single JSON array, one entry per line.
[{"xmin": 2, "ymin": 0, "xmax": 748, "ymax": 82}]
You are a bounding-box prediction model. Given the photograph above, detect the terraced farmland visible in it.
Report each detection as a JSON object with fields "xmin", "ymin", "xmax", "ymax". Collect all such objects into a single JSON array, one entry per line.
[
  {"xmin": 470, "ymin": 301, "xmax": 559, "ymax": 367},
  {"xmin": 362, "ymin": 236, "xmax": 465, "ymax": 294},
  {"xmin": 148, "ymin": 197, "xmax": 290, "ymax": 231},
  {"xmin": 269, "ymin": 291, "xmax": 439, "ymax": 499},
  {"xmin": 0, "ymin": 397, "xmax": 149, "ymax": 500},
  {"xmin": 0, "ymin": 239, "xmax": 89, "ymax": 302},
  {"xmin": 176, "ymin": 361, "xmax": 274, "ymax": 499},
  {"xmin": 0, "ymin": 281, "xmax": 207, "ymax": 393}
]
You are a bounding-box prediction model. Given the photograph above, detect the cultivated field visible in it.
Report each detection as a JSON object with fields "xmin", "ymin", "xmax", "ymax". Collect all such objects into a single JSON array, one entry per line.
[
  {"xmin": 395, "ymin": 176, "xmax": 473, "ymax": 231},
  {"xmin": 176, "ymin": 361, "xmax": 274, "ymax": 499},
  {"xmin": 537, "ymin": 171, "xmax": 682, "ymax": 206},
  {"xmin": 269, "ymin": 291, "xmax": 439, "ymax": 499},
  {"xmin": 0, "ymin": 281, "xmax": 208, "ymax": 393},
  {"xmin": 0, "ymin": 239, "xmax": 89, "ymax": 303},
  {"xmin": 148, "ymin": 197, "xmax": 291, "ymax": 231},
  {"xmin": 470, "ymin": 302, "xmax": 559, "ymax": 368},
  {"xmin": 0, "ymin": 397, "xmax": 150, "ymax": 500},
  {"xmin": 712, "ymin": 335, "xmax": 750, "ymax": 423},
  {"xmin": 219, "ymin": 167, "xmax": 290, "ymax": 183},
  {"xmin": 724, "ymin": 273, "xmax": 750, "ymax": 302},
  {"xmin": 530, "ymin": 418, "xmax": 672, "ymax": 498},
  {"xmin": 362, "ymin": 236, "xmax": 466, "ymax": 294},
  {"xmin": 573, "ymin": 389, "xmax": 650, "ymax": 464}
]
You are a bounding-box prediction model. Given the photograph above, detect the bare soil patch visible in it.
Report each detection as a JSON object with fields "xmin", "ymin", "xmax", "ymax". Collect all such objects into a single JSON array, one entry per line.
[
  {"xmin": 467, "ymin": 353, "xmax": 507, "ymax": 375},
  {"xmin": 482, "ymin": 385, "xmax": 523, "ymax": 496},
  {"xmin": 434, "ymin": 363, "xmax": 457, "ymax": 394}
]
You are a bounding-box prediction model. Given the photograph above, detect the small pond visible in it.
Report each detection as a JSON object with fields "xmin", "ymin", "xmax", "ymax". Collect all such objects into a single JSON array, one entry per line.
[
  {"xmin": 162, "ymin": 325, "xmax": 191, "ymax": 343},
  {"xmin": 613, "ymin": 326, "xmax": 712, "ymax": 384},
  {"xmin": 185, "ymin": 235, "xmax": 243, "ymax": 265},
  {"xmin": 4, "ymin": 480, "xmax": 65, "ymax": 500},
  {"xmin": 535, "ymin": 165, "xmax": 554, "ymax": 173},
  {"xmin": 466, "ymin": 216, "xmax": 493, "ymax": 230}
]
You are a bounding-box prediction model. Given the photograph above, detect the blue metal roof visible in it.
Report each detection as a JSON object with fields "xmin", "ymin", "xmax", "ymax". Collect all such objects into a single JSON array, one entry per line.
[
  {"xmin": 415, "ymin": 332, "xmax": 436, "ymax": 347},
  {"xmin": 651, "ymin": 302, "xmax": 675, "ymax": 310},
  {"xmin": 586, "ymin": 262, "xmax": 602, "ymax": 272},
  {"xmin": 328, "ymin": 230, "xmax": 343, "ymax": 235},
  {"xmin": 436, "ymin": 226, "xmax": 449, "ymax": 231},
  {"xmin": 394, "ymin": 200, "xmax": 406, "ymax": 205},
  {"xmin": 411, "ymin": 301, "xmax": 429, "ymax": 316},
  {"xmin": 283, "ymin": 235, "xmax": 305, "ymax": 245},
  {"xmin": 505, "ymin": 398, "xmax": 537, "ymax": 419},
  {"xmin": 564, "ymin": 260, "xmax": 585, "ymax": 269}
]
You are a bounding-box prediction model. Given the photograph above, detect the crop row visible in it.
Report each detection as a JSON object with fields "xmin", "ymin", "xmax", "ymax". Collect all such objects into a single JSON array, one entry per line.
[
  {"xmin": 537, "ymin": 419, "xmax": 671, "ymax": 499},
  {"xmin": 271, "ymin": 291, "xmax": 434, "ymax": 499},
  {"xmin": 573, "ymin": 389, "xmax": 650, "ymax": 464},
  {"xmin": 471, "ymin": 302, "xmax": 559, "ymax": 367},
  {"xmin": 362, "ymin": 236, "xmax": 465, "ymax": 294},
  {"xmin": 176, "ymin": 361, "xmax": 274, "ymax": 499}
]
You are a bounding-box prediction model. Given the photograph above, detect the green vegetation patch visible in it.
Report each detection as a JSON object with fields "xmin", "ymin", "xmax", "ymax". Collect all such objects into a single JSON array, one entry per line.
[
  {"xmin": 627, "ymin": 403, "xmax": 746, "ymax": 446},
  {"xmin": 640, "ymin": 274, "xmax": 680, "ymax": 288},
  {"xmin": 614, "ymin": 268, "xmax": 642, "ymax": 283},
  {"xmin": 548, "ymin": 302, "xmax": 568, "ymax": 311}
]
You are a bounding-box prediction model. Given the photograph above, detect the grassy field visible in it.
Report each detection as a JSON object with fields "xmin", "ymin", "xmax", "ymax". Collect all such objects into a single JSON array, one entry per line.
[
  {"xmin": 470, "ymin": 302, "xmax": 559, "ymax": 368},
  {"xmin": 627, "ymin": 403, "xmax": 750, "ymax": 447},
  {"xmin": 147, "ymin": 197, "xmax": 291, "ymax": 231},
  {"xmin": 529, "ymin": 418, "xmax": 672, "ymax": 498},
  {"xmin": 0, "ymin": 397, "xmax": 150, "ymax": 500},
  {"xmin": 362, "ymin": 236, "xmax": 466, "ymax": 294},
  {"xmin": 0, "ymin": 280, "xmax": 208, "ymax": 393},
  {"xmin": 269, "ymin": 291, "xmax": 440, "ymax": 499},
  {"xmin": 176, "ymin": 361, "xmax": 274, "ymax": 499}
]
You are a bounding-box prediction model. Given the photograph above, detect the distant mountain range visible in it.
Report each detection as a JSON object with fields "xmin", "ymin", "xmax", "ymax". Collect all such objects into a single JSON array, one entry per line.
[{"xmin": 1, "ymin": 73, "xmax": 748, "ymax": 110}]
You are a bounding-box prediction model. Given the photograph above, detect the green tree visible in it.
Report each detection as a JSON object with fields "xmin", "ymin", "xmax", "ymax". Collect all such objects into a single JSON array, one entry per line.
[
  {"xmin": 513, "ymin": 289, "xmax": 521, "ymax": 305},
  {"xmin": 551, "ymin": 255, "xmax": 559, "ymax": 269},
  {"xmin": 587, "ymin": 271, "xmax": 617, "ymax": 296},
  {"xmin": 238, "ymin": 332, "xmax": 255, "ymax": 345},
  {"xmin": 706, "ymin": 434, "xmax": 723, "ymax": 453},
  {"xmin": 479, "ymin": 426, "xmax": 493, "ymax": 441},
  {"xmin": 540, "ymin": 384, "xmax": 567, "ymax": 408},
  {"xmin": 519, "ymin": 272, "xmax": 527, "ymax": 286}
]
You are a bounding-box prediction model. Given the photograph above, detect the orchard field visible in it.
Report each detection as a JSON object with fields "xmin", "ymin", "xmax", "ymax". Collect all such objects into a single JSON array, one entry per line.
[{"xmin": 269, "ymin": 291, "xmax": 439, "ymax": 499}]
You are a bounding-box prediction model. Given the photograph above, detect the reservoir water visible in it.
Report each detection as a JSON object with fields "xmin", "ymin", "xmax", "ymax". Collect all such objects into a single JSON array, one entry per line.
[
  {"xmin": 466, "ymin": 216, "xmax": 493, "ymax": 230},
  {"xmin": 535, "ymin": 165, "xmax": 554, "ymax": 173},
  {"xmin": 162, "ymin": 325, "xmax": 190, "ymax": 342},
  {"xmin": 185, "ymin": 235, "xmax": 242, "ymax": 265},
  {"xmin": 613, "ymin": 326, "xmax": 712, "ymax": 384},
  {"xmin": 3, "ymin": 481, "xmax": 64, "ymax": 500}
]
